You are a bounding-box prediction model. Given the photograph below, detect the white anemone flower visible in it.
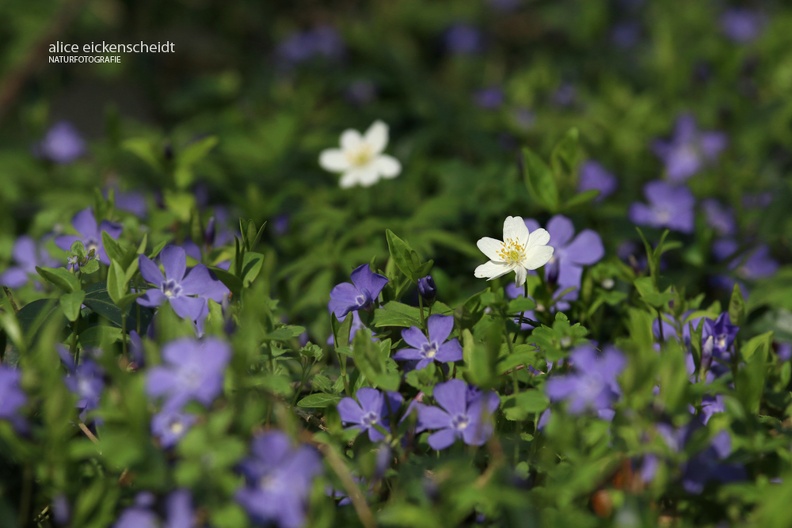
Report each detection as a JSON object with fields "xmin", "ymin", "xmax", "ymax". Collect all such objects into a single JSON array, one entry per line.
[
  {"xmin": 474, "ymin": 216, "xmax": 554, "ymax": 286},
  {"xmin": 319, "ymin": 120, "xmax": 402, "ymax": 188}
]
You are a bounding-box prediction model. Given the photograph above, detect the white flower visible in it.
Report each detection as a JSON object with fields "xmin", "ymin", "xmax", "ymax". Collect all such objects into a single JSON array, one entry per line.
[
  {"xmin": 319, "ymin": 120, "xmax": 402, "ymax": 188},
  {"xmin": 474, "ymin": 216, "xmax": 554, "ymax": 286}
]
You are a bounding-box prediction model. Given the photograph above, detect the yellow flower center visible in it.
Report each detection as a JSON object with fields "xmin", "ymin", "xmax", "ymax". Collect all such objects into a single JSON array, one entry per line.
[
  {"xmin": 347, "ymin": 144, "xmax": 374, "ymax": 167},
  {"xmin": 497, "ymin": 238, "xmax": 525, "ymax": 265}
]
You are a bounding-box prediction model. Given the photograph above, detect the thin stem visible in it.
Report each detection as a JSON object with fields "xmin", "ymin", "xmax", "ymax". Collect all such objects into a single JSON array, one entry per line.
[
  {"xmin": 418, "ymin": 295, "xmax": 426, "ymax": 329},
  {"xmin": 656, "ymin": 309, "xmax": 665, "ymax": 343}
]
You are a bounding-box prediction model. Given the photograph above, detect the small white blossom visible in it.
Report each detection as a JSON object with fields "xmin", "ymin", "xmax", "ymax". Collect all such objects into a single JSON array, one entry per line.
[
  {"xmin": 474, "ymin": 216, "xmax": 554, "ymax": 286},
  {"xmin": 319, "ymin": 120, "xmax": 401, "ymax": 188}
]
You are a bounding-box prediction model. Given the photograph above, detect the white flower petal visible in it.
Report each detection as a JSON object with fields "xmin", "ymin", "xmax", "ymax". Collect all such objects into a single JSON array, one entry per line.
[
  {"xmin": 527, "ymin": 227, "xmax": 550, "ymax": 247},
  {"xmin": 474, "ymin": 261, "xmax": 512, "ymax": 280},
  {"xmin": 364, "ymin": 120, "xmax": 388, "ymax": 154},
  {"xmin": 319, "ymin": 149, "xmax": 350, "ymax": 172},
  {"xmin": 476, "ymin": 237, "xmax": 503, "ymax": 262},
  {"xmin": 503, "ymin": 216, "xmax": 529, "ymax": 244},
  {"xmin": 522, "ymin": 245, "xmax": 555, "ymax": 270},
  {"xmin": 341, "ymin": 129, "xmax": 363, "ymax": 151},
  {"xmin": 356, "ymin": 167, "xmax": 381, "ymax": 187},
  {"xmin": 514, "ymin": 266, "xmax": 527, "ymax": 286},
  {"xmin": 375, "ymin": 155, "xmax": 401, "ymax": 178}
]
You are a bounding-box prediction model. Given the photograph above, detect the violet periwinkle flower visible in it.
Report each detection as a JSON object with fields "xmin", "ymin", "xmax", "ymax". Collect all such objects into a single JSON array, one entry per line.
[
  {"xmin": 525, "ymin": 215, "xmax": 604, "ymax": 300},
  {"xmin": 137, "ymin": 245, "xmax": 230, "ymax": 335},
  {"xmin": 417, "ymin": 275, "xmax": 437, "ymax": 304},
  {"xmin": 701, "ymin": 199, "xmax": 736, "ymax": 237},
  {"xmin": 545, "ymin": 345, "xmax": 625, "ymax": 415},
  {"xmin": 416, "ymin": 379, "xmax": 500, "ymax": 450},
  {"xmin": 393, "ymin": 315, "xmax": 462, "ymax": 370},
  {"xmin": 444, "ymin": 24, "xmax": 484, "ymax": 54},
  {"xmin": 0, "ymin": 366, "xmax": 26, "ymax": 425},
  {"xmin": 114, "ymin": 490, "xmax": 194, "ymax": 528},
  {"xmin": 236, "ymin": 431, "xmax": 322, "ymax": 528},
  {"xmin": 652, "ymin": 114, "xmax": 727, "ymax": 182},
  {"xmin": 777, "ymin": 342, "xmax": 792, "ymax": 363},
  {"xmin": 55, "ymin": 208, "xmax": 122, "ymax": 265},
  {"xmin": 337, "ymin": 387, "xmax": 403, "ymax": 441},
  {"xmin": 151, "ymin": 407, "xmax": 197, "ymax": 448},
  {"xmin": 578, "ymin": 161, "xmax": 617, "ymax": 201},
  {"xmin": 328, "ymin": 264, "xmax": 388, "ymax": 320},
  {"xmin": 701, "ymin": 313, "xmax": 739, "ymax": 375},
  {"xmin": 474, "ymin": 87, "xmax": 505, "ymax": 110},
  {"xmin": 146, "ymin": 337, "xmax": 231, "ymax": 411},
  {"xmin": 720, "ymin": 8, "xmax": 766, "ymax": 43},
  {"xmin": 0, "ymin": 235, "xmax": 58, "ymax": 288},
  {"xmin": 276, "ymin": 26, "xmax": 344, "ymax": 67},
  {"xmin": 628, "ymin": 180, "xmax": 695, "ymax": 234},
  {"xmin": 35, "ymin": 121, "xmax": 85, "ymax": 164}
]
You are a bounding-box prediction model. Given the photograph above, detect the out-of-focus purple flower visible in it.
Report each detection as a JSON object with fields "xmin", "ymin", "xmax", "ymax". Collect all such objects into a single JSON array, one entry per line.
[
  {"xmin": 417, "ymin": 275, "xmax": 437, "ymax": 304},
  {"xmin": 578, "ymin": 161, "xmax": 617, "ymax": 201},
  {"xmin": 393, "ymin": 315, "xmax": 462, "ymax": 370},
  {"xmin": 776, "ymin": 342, "xmax": 792, "ymax": 362},
  {"xmin": 151, "ymin": 407, "xmax": 197, "ymax": 448},
  {"xmin": 513, "ymin": 108, "xmax": 536, "ymax": 130},
  {"xmin": 146, "ymin": 337, "xmax": 231, "ymax": 411},
  {"xmin": 236, "ymin": 431, "xmax": 322, "ymax": 528},
  {"xmin": 137, "ymin": 245, "xmax": 230, "ymax": 335},
  {"xmin": 328, "ymin": 264, "xmax": 388, "ymax": 320},
  {"xmin": 0, "ymin": 366, "xmax": 26, "ymax": 426},
  {"xmin": 474, "ymin": 87, "xmax": 504, "ymax": 110},
  {"xmin": 683, "ymin": 430, "xmax": 747, "ymax": 494},
  {"xmin": 629, "ymin": 180, "xmax": 695, "ymax": 233},
  {"xmin": 742, "ymin": 192, "xmax": 772, "ymax": 209},
  {"xmin": 114, "ymin": 504, "xmax": 158, "ymax": 528},
  {"xmin": 700, "ymin": 394, "xmax": 725, "ymax": 425},
  {"xmin": 0, "ymin": 235, "xmax": 58, "ymax": 288},
  {"xmin": 35, "ymin": 122, "xmax": 85, "ymax": 164},
  {"xmin": 273, "ymin": 214, "xmax": 290, "ymax": 237},
  {"xmin": 732, "ymin": 244, "xmax": 778, "ymax": 281},
  {"xmin": 346, "ymin": 80, "xmax": 377, "ymax": 105},
  {"xmin": 416, "ymin": 379, "xmax": 500, "ymax": 450},
  {"xmin": 444, "ymin": 24, "xmax": 484, "ymax": 54},
  {"xmin": 55, "ymin": 208, "xmax": 122, "ymax": 265},
  {"xmin": 114, "ymin": 490, "xmax": 193, "ymax": 528},
  {"xmin": 702, "ymin": 199, "xmax": 736, "ymax": 237},
  {"xmin": 525, "ymin": 215, "xmax": 605, "ymax": 300},
  {"xmin": 552, "ymin": 83, "xmax": 577, "ymax": 107},
  {"xmin": 545, "ymin": 345, "xmax": 625, "ymax": 415},
  {"xmin": 276, "ymin": 26, "xmax": 344, "ymax": 67},
  {"xmin": 611, "ymin": 21, "xmax": 641, "ymax": 49},
  {"xmin": 165, "ymin": 490, "xmax": 194, "ymax": 528},
  {"xmin": 720, "ymin": 8, "xmax": 766, "ymax": 43},
  {"xmin": 337, "ymin": 387, "xmax": 403, "ymax": 442},
  {"xmin": 59, "ymin": 347, "xmax": 104, "ymax": 421},
  {"xmin": 104, "ymin": 186, "xmax": 147, "ymax": 218},
  {"xmin": 652, "ymin": 114, "xmax": 727, "ymax": 182}
]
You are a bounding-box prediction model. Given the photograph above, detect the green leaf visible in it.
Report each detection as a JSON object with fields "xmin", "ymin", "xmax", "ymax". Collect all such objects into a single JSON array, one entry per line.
[
  {"xmin": 60, "ymin": 290, "xmax": 86, "ymax": 322},
  {"xmin": 79, "ymin": 325, "xmax": 123, "ymax": 348},
  {"xmin": 296, "ymin": 393, "xmax": 342, "ymax": 408},
  {"xmin": 550, "ymin": 127, "xmax": 581, "ymax": 179},
  {"xmin": 17, "ymin": 298, "xmax": 66, "ymax": 343},
  {"xmin": 508, "ymin": 297, "xmax": 536, "ymax": 314},
  {"xmin": 634, "ymin": 277, "xmax": 674, "ymax": 308},
  {"xmin": 122, "ymin": 138, "xmax": 161, "ymax": 170},
  {"xmin": 81, "ymin": 259, "xmax": 100, "ymax": 275},
  {"xmin": 736, "ymin": 331, "xmax": 772, "ymax": 413},
  {"xmin": 241, "ymin": 251, "xmax": 264, "ymax": 287},
  {"xmin": 373, "ymin": 301, "xmax": 422, "ymax": 328},
  {"xmin": 35, "ymin": 266, "xmax": 80, "ymax": 293},
  {"xmin": 729, "ymin": 283, "xmax": 746, "ymax": 327},
  {"xmin": 522, "ymin": 147, "xmax": 559, "ymax": 212},
  {"xmin": 263, "ymin": 325, "xmax": 306, "ymax": 341},
  {"xmin": 386, "ymin": 230, "xmax": 432, "ymax": 282},
  {"xmin": 210, "ymin": 267, "xmax": 243, "ymax": 298},
  {"xmin": 564, "ymin": 189, "xmax": 600, "ymax": 210},
  {"xmin": 179, "ymin": 136, "xmax": 219, "ymax": 167}
]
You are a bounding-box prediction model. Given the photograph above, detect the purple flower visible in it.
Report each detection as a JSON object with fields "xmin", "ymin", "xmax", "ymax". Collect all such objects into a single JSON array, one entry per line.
[
  {"xmin": 702, "ymin": 313, "xmax": 739, "ymax": 364},
  {"xmin": 0, "ymin": 235, "xmax": 58, "ymax": 288},
  {"xmin": 0, "ymin": 366, "xmax": 26, "ymax": 423},
  {"xmin": 701, "ymin": 199, "xmax": 736, "ymax": 236},
  {"xmin": 55, "ymin": 208, "xmax": 122, "ymax": 265},
  {"xmin": 444, "ymin": 24, "xmax": 484, "ymax": 54},
  {"xmin": 474, "ymin": 87, "xmax": 504, "ymax": 110},
  {"xmin": 137, "ymin": 245, "xmax": 230, "ymax": 334},
  {"xmin": 732, "ymin": 244, "xmax": 778, "ymax": 281},
  {"xmin": 35, "ymin": 121, "xmax": 85, "ymax": 164},
  {"xmin": 236, "ymin": 431, "xmax": 322, "ymax": 528},
  {"xmin": 276, "ymin": 26, "xmax": 344, "ymax": 67},
  {"xmin": 525, "ymin": 215, "xmax": 604, "ymax": 300},
  {"xmin": 720, "ymin": 9, "xmax": 766, "ymax": 43},
  {"xmin": 327, "ymin": 311, "xmax": 371, "ymax": 346},
  {"xmin": 552, "ymin": 83, "xmax": 577, "ymax": 107},
  {"xmin": 578, "ymin": 161, "xmax": 617, "ymax": 201},
  {"xmin": 611, "ymin": 21, "xmax": 641, "ymax": 49},
  {"xmin": 652, "ymin": 114, "xmax": 727, "ymax": 182},
  {"xmin": 393, "ymin": 315, "xmax": 463, "ymax": 370},
  {"xmin": 146, "ymin": 337, "xmax": 231, "ymax": 411},
  {"xmin": 777, "ymin": 342, "xmax": 792, "ymax": 363},
  {"xmin": 328, "ymin": 264, "xmax": 388, "ymax": 320},
  {"xmin": 151, "ymin": 407, "xmax": 197, "ymax": 448},
  {"xmin": 416, "ymin": 379, "xmax": 500, "ymax": 450},
  {"xmin": 417, "ymin": 275, "xmax": 437, "ymax": 304},
  {"xmin": 487, "ymin": 0, "xmax": 521, "ymax": 12},
  {"xmin": 59, "ymin": 347, "xmax": 104, "ymax": 421},
  {"xmin": 545, "ymin": 345, "xmax": 625, "ymax": 415},
  {"xmin": 629, "ymin": 180, "xmax": 695, "ymax": 233},
  {"xmin": 682, "ymin": 430, "xmax": 746, "ymax": 494},
  {"xmin": 114, "ymin": 490, "xmax": 193, "ymax": 528},
  {"xmin": 337, "ymin": 387, "xmax": 403, "ymax": 441}
]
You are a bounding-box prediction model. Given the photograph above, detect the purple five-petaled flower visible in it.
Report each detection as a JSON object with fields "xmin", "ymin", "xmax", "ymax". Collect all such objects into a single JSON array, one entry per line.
[
  {"xmin": 236, "ymin": 431, "xmax": 322, "ymax": 528},
  {"xmin": 151, "ymin": 407, "xmax": 197, "ymax": 449},
  {"xmin": 702, "ymin": 312, "xmax": 739, "ymax": 368},
  {"xmin": 337, "ymin": 387, "xmax": 403, "ymax": 442},
  {"xmin": 652, "ymin": 114, "xmax": 727, "ymax": 182},
  {"xmin": 416, "ymin": 379, "xmax": 500, "ymax": 450},
  {"xmin": 114, "ymin": 489, "xmax": 194, "ymax": 528},
  {"xmin": 720, "ymin": 8, "xmax": 766, "ymax": 44},
  {"xmin": 629, "ymin": 180, "xmax": 695, "ymax": 234},
  {"xmin": 0, "ymin": 235, "xmax": 58, "ymax": 288},
  {"xmin": 55, "ymin": 207, "xmax": 122, "ymax": 265},
  {"xmin": 393, "ymin": 315, "xmax": 463, "ymax": 370},
  {"xmin": 35, "ymin": 121, "xmax": 86, "ymax": 164},
  {"xmin": 328, "ymin": 264, "xmax": 388, "ymax": 321},
  {"xmin": 146, "ymin": 337, "xmax": 231, "ymax": 411},
  {"xmin": 545, "ymin": 345, "xmax": 625, "ymax": 415},
  {"xmin": 525, "ymin": 215, "xmax": 604, "ymax": 300},
  {"xmin": 578, "ymin": 160, "xmax": 618, "ymax": 201},
  {"xmin": 137, "ymin": 245, "xmax": 230, "ymax": 335}
]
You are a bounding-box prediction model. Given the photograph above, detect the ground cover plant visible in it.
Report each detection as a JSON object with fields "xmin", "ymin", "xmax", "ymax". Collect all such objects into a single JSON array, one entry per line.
[{"xmin": 1, "ymin": 1, "xmax": 792, "ymax": 527}]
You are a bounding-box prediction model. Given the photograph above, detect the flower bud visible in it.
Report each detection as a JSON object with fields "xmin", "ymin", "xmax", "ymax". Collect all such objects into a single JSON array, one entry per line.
[{"xmin": 417, "ymin": 276, "xmax": 437, "ymax": 304}]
